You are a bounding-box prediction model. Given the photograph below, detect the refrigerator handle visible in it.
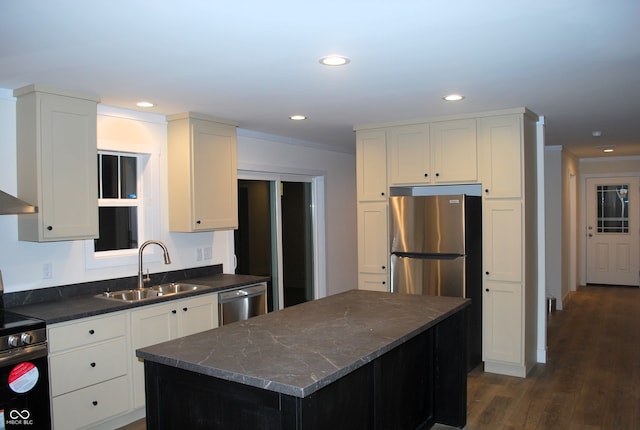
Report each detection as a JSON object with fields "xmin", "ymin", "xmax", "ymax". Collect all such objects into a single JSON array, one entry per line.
[{"xmin": 389, "ymin": 254, "xmax": 397, "ymax": 293}]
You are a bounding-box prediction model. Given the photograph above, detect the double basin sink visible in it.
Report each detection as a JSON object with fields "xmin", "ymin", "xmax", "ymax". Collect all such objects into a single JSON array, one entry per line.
[{"xmin": 96, "ymin": 283, "xmax": 206, "ymax": 302}]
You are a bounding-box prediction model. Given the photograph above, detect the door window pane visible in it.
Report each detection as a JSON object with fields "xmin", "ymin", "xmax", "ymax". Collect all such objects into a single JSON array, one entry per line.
[{"xmin": 597, "ymin": 185, "xmax": 629, "ymax": 233}]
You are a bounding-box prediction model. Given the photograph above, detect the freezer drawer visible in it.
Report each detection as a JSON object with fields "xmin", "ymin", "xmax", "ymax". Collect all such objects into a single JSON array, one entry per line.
[{"xmin": 390, "ymin": 254, "xmax": 465, "ymax": 297}]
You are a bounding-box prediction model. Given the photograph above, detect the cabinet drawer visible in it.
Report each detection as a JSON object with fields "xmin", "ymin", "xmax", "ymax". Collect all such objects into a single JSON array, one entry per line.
[
  {"xmin": 52, "ymin": 375, "xmax": 130, "ymax": 430},
  {"xmin": 49, "ymin": 312, "xmax": 127, "ymax": 352},
  {"xmin": 50, "ymin": 337, "xmax": 128, "ymax": 396}
]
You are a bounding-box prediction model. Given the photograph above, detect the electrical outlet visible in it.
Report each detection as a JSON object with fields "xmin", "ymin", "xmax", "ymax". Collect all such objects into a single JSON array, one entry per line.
[
  {"xmin": 203, "ymin": 247, "xmax": 212, "ymax": 260},
  {"xmin": 42, "ymin": 262, "xmax": 52, "ymax": 279},
  {"xmin": 195, "ymin": 248, "xmax": 203, "ymax": 261}
]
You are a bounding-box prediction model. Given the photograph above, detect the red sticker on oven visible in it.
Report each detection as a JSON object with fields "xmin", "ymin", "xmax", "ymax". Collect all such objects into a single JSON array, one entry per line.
[{"xmin": 8, "ymin": 362, "xmax": 39, "ymax": 394}]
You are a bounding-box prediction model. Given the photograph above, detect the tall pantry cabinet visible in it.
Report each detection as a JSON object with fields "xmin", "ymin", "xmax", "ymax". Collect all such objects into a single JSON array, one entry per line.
[{"xmin": 354, "ymin": 108, "xmax": 539, "ymax": 378}]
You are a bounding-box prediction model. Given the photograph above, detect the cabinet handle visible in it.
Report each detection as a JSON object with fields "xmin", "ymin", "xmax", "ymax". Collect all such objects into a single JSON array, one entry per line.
[
  {"xmin": 89, "ymin": 329, "xmax": 95, "ymax": 335},
  {"xmin": 382, "ymin": 281, "xmax": 386, "ymax": 285},
  {"xmin": 171, "ymin": 310, "xmax": 177, "ymax": 314},
  {"xmin": 196, "ymin": 220, "xmax": 201, "ymax": 224},
  {"xmin": 435, "ymin": 173, "xmax": 440, "ymax": 177},
  {"xmin": 484, "ymin": 189, "xmax": 489, "ymax": 194},
  {"xmin": 183, "ymin": 307, "xmax": 188, "ymax": 312},
  {"xmin": 92, "ymin": 401, "xmax": 98, "ymax": 406},
  {"xmin": 485, "ymin": 271, "xmax": 490, "ymax": 275},
  {"xmin": 381, "ymin": 192, "xmax": 385, "ymax": 196},
  {"xmin": 47, "ymin": 225, "xmax": 53, "ymax": 231},
  {"xmin": 424, "ymin": 173, "xmax": 429, "ymax": 177},
  {"xmin": 485, "ymin": 288, "xmax": 490, "ymax": 292},
  {"xmin": 90, "ymin": 362, "xmax": 96, "ymax": 368},
  {"xmin": 381, "ymin": 266, "xmax": 386, "ymax": 270}
]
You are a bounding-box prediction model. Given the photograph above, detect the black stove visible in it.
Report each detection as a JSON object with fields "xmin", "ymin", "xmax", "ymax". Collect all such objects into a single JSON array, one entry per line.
[{"xmin": 0, "ymin": 310, "xmax": 46, "ymax": 354}]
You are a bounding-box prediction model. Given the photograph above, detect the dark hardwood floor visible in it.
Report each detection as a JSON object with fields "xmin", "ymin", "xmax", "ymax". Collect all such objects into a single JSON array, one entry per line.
[
  {"xmin": 121, "ymin": 285, "xmax": 639, "ymax": 430},
  {"xmin": 463, "ymin": 285, "xmax": 640, "ymax": 430}
]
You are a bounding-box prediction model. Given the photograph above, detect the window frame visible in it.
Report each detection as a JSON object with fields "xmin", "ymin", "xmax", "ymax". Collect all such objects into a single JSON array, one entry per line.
[{"xmin": 95, "ymin": 151, "xmax": 142, "ymax": 254}]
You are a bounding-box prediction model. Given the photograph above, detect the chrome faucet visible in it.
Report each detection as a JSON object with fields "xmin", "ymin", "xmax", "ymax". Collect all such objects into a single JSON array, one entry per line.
[{"xmin": 138, "ymin": 240, "xmax": 172, "ymax": 289}]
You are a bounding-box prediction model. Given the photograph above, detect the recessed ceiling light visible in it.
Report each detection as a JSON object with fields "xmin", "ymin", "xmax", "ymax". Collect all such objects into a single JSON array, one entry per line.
[
  {"xmin": 443, "ymin": 94, "xmax": 465, "ymax": 101},
  {"xmin": 319, "ymin": 55, "xmax": 351, "ymax": 66},
  {"xmin": 289, "ymin": 115, "xmax": 307, "ymax": 121},
  {"xmin": 602, "ymin": 148, "xmax": 614, "ymax": 153},
  {"xmin": 592, "ymin": 130, "xmax": 602, "ymax": 137},
  {"xmin": 136, "ymin": 101, "xmax": 155, "ymax": 108}
]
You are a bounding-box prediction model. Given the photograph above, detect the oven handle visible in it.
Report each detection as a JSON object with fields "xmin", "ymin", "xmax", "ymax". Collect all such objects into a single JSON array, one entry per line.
[{"xmin": 0, "ymin": 343, "xmax": 47, "ymax": 367}]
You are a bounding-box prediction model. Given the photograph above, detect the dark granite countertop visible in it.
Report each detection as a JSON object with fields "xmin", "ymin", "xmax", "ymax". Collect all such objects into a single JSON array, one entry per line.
[
  {"xmin": 137, "ymin": 289, "xmax": 469, "ymax": 398},
  {"xmin": 9, "ymin": 273, "xmax": 268, "ymax": 324}
]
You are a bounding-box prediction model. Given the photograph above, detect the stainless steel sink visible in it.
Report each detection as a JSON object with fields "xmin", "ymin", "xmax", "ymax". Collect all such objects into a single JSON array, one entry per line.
[
  {"xmin": 96, "ymin": 283, "xmax": 206, "ymax": 302},
  {"xmin": 150, "ymin": 283, "xmax": 202, "ymax": 294}
]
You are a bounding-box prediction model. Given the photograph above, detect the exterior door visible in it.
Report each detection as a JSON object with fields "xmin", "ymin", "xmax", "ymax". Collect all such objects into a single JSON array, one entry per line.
[{"xmin": 586, "ymin": 176, "xmax": 639, "ymax": 286}]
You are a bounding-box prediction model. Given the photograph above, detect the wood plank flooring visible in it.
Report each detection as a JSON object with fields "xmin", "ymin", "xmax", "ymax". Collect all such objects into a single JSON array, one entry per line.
[
  {"xmin": 121, "ymin": 285, "xmax": 639, "ymax": 430},
  {"xmin": 462, "ymin": 285, "xmax": 640, "ymax": 430}
]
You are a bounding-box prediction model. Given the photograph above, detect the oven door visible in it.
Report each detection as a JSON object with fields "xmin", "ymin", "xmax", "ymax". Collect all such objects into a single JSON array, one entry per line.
[{"xmin": 0, "ymin": 343, "xmax": 51, "ymax": 429}]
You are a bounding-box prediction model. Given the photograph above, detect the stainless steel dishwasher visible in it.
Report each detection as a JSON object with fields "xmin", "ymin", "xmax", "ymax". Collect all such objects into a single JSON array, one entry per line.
[{"xmin": 218, "ymin": 283, "xmax": 267, "ymax": 326}]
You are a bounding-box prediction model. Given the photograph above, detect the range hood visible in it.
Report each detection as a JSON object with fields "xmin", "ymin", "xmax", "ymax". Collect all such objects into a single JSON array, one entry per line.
[{"xmin": 0, "ymin": 189, "xmax": 37, "ymax": 215}]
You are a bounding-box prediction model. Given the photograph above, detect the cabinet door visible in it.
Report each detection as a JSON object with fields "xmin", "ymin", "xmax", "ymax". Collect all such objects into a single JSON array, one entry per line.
[
  {"xmin": 478, "ymin": 115, "xmax": 522, "ymax": 199},
  {"xmin": 430, "ymin": 119, "xmax": 477, "ymax": 183},
  {"xmin": 130, "ymin": 302, "xmax": 177, "ymax": 408},
  {"xmin": 356, "ymin": 129, "xmax": 387, "ymax": 202},
  {"xmin": 483, "ymin": 280, "xmax": 522, "ymax": 364},
  {"xmin": 192, "ymin": 119, "xmax": 238, "ymax": 230},
  {"xmin": 387, "ymin": 124, "xmax": 430, "ymax": 185},
  {"xmin": 17, "ymin": 91, "xmax": 98, "ymax": 241},
  {"xmin": 178, "ymin": 294, "xmax": 218, "ymax": 337},
  {"xmin": 357, "ymin": 202, "xmax": 388, "ymax": 274},
  {"xmin": 483, "ymin": 200, "xmax": 522, "ymax": 282}
]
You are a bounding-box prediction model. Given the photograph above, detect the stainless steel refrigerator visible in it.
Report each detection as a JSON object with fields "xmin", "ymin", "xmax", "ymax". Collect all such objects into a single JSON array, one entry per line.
[{"xmin": 389, "ymin": 194, "xmax": 482, "ymax": 370}]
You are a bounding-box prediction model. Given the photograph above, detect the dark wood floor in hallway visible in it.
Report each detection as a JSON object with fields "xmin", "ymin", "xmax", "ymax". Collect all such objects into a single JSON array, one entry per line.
[{"xmin": 465, "ymin": 285, "xmax": 640, "ymax": 430}]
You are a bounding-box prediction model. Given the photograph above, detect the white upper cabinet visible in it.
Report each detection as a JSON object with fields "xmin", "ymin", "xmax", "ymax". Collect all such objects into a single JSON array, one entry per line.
[
  {"xmin": 430, "ymin": 119, "xmax": 477, "ymax": 183},
  {"xmin": 167, "ymin": 113, "xmax": 239, "ymax": 232},
  {"xmin": 356, "ymin": 129, "xmax": 387, "ymax": 202},
  {"xmin": 478, "ymin": 115, "xmax": 523, "ymax": 199},
  {"xmin": 387, "ymin": 120, "xmax": 478, "ymax": 186},
  {"xmin": 387, "ymin": 124, "xmax": 430, "ymax": 185},
  {"xmin": 14, "ymin": 85, "xmax": 100, "ymax": 242}
]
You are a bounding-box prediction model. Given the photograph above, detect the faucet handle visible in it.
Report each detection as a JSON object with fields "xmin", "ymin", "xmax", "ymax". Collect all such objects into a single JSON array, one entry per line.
[{"xmin": 143, "ymin": 268, "xmax": 151, "ymax": 284}]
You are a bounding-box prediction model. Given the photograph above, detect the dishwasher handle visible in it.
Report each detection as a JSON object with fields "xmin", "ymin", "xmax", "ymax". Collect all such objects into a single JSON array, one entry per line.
[{"xmin": 218, "ymin": 284, "xmax": 266, "ymax": 303}]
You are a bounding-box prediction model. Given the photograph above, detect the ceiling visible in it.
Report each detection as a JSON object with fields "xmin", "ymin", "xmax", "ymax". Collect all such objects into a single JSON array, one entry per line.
[{"xmin": 2, "ymin": 1, "xmax": 639, "ymax": 158}]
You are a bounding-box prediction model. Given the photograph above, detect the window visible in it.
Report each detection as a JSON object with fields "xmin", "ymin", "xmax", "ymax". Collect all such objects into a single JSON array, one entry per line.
[
  {"xmin": 597, "ymin": 184, "xmax": 629, "ymax": 233},
  {"xmin": 95, "ymin": 152, "xmax": 140, "ymax": 253}
]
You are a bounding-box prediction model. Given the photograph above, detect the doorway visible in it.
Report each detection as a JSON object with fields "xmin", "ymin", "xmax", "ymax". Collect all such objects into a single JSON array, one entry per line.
[
  {"xmin": 585, "ymin": 176, "xmax": 639, "ymax": 286},
  {"xmin": 235, "ymin": 176, "xmax": 318, "ymax": 311}
]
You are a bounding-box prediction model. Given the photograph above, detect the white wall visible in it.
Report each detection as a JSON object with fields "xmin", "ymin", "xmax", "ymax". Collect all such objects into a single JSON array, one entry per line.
[{"xmin": 0, "ymin": 90, "xmax": 357, "ymax": 297}]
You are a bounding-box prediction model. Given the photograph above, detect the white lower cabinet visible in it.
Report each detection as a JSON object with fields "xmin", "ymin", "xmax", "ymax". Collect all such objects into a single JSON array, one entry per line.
[
  {"xmin": 482, "ymin": 281, "xmax": 523, "ymax": 374},
  {"xmin": 51, "ymin": 376, "xmax": 130, "ymax": 430},
  {"xmin": 130, "ymin": 293, "xmax": 218, "ymax": 408},
  {"xmin": 48, "ymin": 312, "xmax": 130, "ymax": 430},
  {"xmin": 48, "ymin": 292, "xmax": 219, "ymax": 429}
]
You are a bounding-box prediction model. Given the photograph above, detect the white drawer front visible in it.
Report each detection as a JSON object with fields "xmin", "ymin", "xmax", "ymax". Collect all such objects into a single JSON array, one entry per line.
[
  {"xmin": 52, "ymin": 375, "xmax": 130, "ymax": 430},
  {"xmin": 50, "ymin": 337, "xmax": 128, "ymax": 396},
  {"xmin": 49, "ymin": 312, "xmax": 127, "ymax": 352}
]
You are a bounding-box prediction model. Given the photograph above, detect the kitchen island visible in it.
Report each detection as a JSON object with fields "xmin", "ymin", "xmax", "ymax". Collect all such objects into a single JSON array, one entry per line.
[{"xmin": 137, "ymin": 289, "xmax": 469, "ymax": 429}]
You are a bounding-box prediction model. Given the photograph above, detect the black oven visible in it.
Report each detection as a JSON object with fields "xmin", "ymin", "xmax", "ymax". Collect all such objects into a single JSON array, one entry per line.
[{"xmin": 0, "ymin": 310, "xmax": 50, "ymax": 429}]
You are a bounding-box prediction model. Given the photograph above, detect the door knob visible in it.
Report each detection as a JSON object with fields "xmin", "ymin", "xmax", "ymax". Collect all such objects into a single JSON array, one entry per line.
[{"xmin": 588, "ymin": 234, "xmax": 593, "ymax": 237}]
